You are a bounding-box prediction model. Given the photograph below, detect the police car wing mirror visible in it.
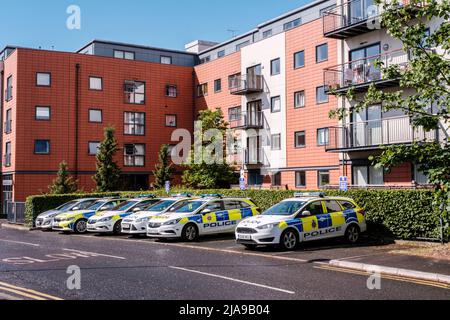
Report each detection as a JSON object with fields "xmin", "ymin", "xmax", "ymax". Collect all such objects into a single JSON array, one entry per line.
[
  {"xmin": 72, "ymin": 207, "xmax": 80, "ymax": 211},
  {"xmin": 201, "ymin": 209, "xmax": 213, "ymax": 215},
  {"xmin": 302, "ymin": 211, "xmax": 311, "ymax": 217},
  {"xmin": 133, "ymin": 207, "xmax": 142, "ymax": 213}
]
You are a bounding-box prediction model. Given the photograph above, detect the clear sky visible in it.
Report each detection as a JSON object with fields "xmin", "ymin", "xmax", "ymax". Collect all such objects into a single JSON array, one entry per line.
[{"xmin": 0, "ymin": 0, "xmax": 310, "ymax": 52}]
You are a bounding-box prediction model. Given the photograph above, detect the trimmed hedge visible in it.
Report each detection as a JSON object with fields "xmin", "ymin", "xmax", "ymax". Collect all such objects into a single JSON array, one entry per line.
[{"xmin": 25, "ymin": 189, "xmax": 447, "ymax": 240}]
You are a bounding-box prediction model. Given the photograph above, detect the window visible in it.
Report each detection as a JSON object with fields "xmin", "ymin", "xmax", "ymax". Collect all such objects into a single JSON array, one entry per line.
[
  {"xmin": 214, "ymin": 79, "xmax": 222, "ymax": 93},
  {"xmin": 295, "ymin": 171, "xmax": 306, "ymax": 188},
  {"xmin": 165, "ymin": 85, "xmax": 177, "ymax": 98},
  {"xmin": 353, "ymin": 166, "xmax": 384, "ymax": 186},
  {"xmin": 160, "ymin": 56, "xmax": 172, "ymax": 65},
  {"xmin": 228, "ymin": 106, "xmax": 241, "ymax": 121},
  {"xmin": 197, "ymin": 83, "xmax": 208, "ymax": 97},
  {"xmin": 295, "ymin": 131, "xmax": 306, "ymax": 148},
  {"xmin": 6, "ymin": 76, "xmax": 13, "ymax": 101},
  {"xmin": 36, "ymin": 73, "xmax": 51, "ymax": 86},
  {"xmin": 228, "ymin": 73, "xmax": 241, "ymax": 89},
  {"xmin": 4, "ymin": 142, "xmax": 11, "ymax": 167},
  {"xmin": 304, "ymin": 201, "xmax": 324, "ymax": 216},
  {"xmin": 294, "ymin": 51, "xmax": 305, "ymax": 69},
  {"xmin": 284, "ymin": 18, "xmax": 301, "ymax": 31},
  {"xmin": 294, "ymin": 91, "xmax": 305, "ymax": 108},
  {"xmin": 326, "ymin": 200, "xmax": 343, "ymax": 214},
  {"xmin": 114, "ymin": 50, "xmax": 135, "ymax": 60},
  {"xmin": 316, "ymin": 86, "xmax": 329, "ymax": 104},
  {"xmin": 263, "ymin": 29, "xmax": 272, "ymax": 39},
  {"xmin": 271, "ymin": 58, "xmax": 281, "ymax": 76},
  {"xmin": 236, "ymin": 41, "xmax": 250, "ymax": 51},
  {"xmin": 35, "ymin": 140, "xmax": 50, "ymax": 154},
  {"xmin": 5, "ymin": 109, "xmax": 12, "ymax": 133},
  {"xmin": 340, "ymin": 201, "xmax": 356, "ymax": 210},
  {"xmin": 272, "ymin": 172, "xmax": 282, "ymax": 187},
  {"xmin": 271, "ymin": 134, "xmax": 281, "ymax": 150},
  {"xmin": 271, "ymin": 96, "xmax": 281, "ymax": 113},
  {"xmin": 318, "ymin": 171, "xmax": 330, "ymax": 188},
  {"xmin": 317, "ymin": 128, "xmax": 329, "ymax": 146},
  {"xmin": 165, "ymin": 115, "xmax": 177, "ymax": 127},
  {"xmin": 124, "ymin": 81, "xmax": 145, "ymax": 104},
  {"xmin": 316, "ymin": 44, "xmax": 328, "ymax": 63},
  {"xmin": 217, "ymin": 50, "xmax": 225, "ymax": 58},
  {"xmin": 124, "ymin": 144, "xmax": 145, "ymax": 167},
  {"xmin": 89, "ymin": 109, "xmax": 102, "ymax": 123},
  {"xmin": 414, "ymin": 164, "xmax": 429, "ymax": 185},
  {"xmin": 200, "ymin": 56, "xmax": 211, "ymax": 64},
  {"xmin": 89, "ymin": 77, "xmax": 102, "ymax": 91},
  {"xmin": 124, "ymin": 112, "xmax": 145, "ymax": 135},
  {"xmin": 88, "ymin": 142, "xmax": 100, "ymax": 155},
  {"xmin": 35, "ymin": 106, "xmax": 50, "ymax": 121}
]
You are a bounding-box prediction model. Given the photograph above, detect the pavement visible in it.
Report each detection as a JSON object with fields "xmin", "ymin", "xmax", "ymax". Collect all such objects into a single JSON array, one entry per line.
[{"xmin": 0, "ymin": 224, "xmax": 449, "ymax": 300}]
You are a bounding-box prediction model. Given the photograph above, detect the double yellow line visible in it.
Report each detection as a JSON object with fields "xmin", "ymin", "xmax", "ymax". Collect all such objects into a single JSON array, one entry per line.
[
  {"xmin": 0, "ymin": 281, "xmax": 63, "ymax": 300},
  {"xmin": 315, "ymin": 265, "xmax": 450, "ymax": 290}
]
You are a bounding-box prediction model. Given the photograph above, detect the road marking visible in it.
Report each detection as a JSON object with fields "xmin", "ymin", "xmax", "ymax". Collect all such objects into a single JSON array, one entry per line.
[
  {"xmin": 169, "ymin": 266, "xmax": 295, "ymax": 295},
  {"xmin": 315, "ymin": 265, "xmax": 450, "ymax": 290},
  {"xmin": 62, "ymin": 249, "xmax": 126, "ymax": 260},
  {"xmin": 0, "ymin": 239, "xmax": 40, "ymax": 247},
  {"xmin": 0, "ymin": 281, "xmax": 63, "ymax": 300}
]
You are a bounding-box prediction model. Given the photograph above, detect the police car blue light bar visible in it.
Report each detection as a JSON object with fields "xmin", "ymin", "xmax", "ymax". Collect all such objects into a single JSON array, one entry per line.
[
  {"xmin": 294, "ymin": 192, "xmax": 326, "ymax": 198},
  {"xmin": 200, "ymin": 194, "xmax": 224, "ymax": 198}
]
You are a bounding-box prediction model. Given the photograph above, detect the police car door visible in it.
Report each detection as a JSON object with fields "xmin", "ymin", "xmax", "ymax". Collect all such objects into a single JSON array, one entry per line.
[
  {"xmin": 324, "ymin": 200, "xmax": 346, "ymax": 237},
  {"xmin": 200, "ymin": 200, "xmax": 225, "ymax": 234},
  {"xmin": 300, "ymin": 200, "xmax": 328, "ymax": 242},
  {"xmin": 222, "ymin": 200, "xmax": 242, "ymax": 232}
]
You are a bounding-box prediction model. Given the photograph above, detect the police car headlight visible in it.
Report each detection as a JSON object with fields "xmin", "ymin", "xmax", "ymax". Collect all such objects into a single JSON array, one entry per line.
[
  {"xmin": 99, "ymin": 217, "xmax": 113, "ymax": 222},
  {"xmin": 163, "ymin": 219, "xmax": 181, "ymax": 226},
  {"xmin": 257, "ymin": 223, "xmax": 277, "ymax": 230}
]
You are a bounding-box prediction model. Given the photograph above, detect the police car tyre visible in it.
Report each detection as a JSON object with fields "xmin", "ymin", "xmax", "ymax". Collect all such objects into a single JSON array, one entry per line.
[
  {"xmin": 280, "ymin": 229, "xmax": 299, "ymax": 251},
  {"xmin": 74, "ymin": 219, "xmax": 88, "ymax": 234},
  {"xmin": 113, "ymin": 221, "xmax": 122, "ymax": 235},
  {"xmin": 181, "ymin": 223, "xmax": 199, "ymax": 242},
  {"xmin": 345, "ymin": 224, "xmax": 360, "ymax": 244}
]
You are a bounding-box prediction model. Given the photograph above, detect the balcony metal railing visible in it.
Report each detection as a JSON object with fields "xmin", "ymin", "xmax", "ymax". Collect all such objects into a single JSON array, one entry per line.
[
  {"xmin": 324, "ymin": 50, "xmax": 408, "ymax": 92},
  {"xmin": 244, "ymin": 147, "xmax": 264, "ymax": 165},
  {"xmin": 326, "ymin": 116, "xmax": 438, "ymax": 152},
  {"xmin": 230, "ymin": 74, "xmax": 264, "ymax": 95},
  {"xmin": 229, "ymin": 111, "xmax": 264, "ymax": 130}
]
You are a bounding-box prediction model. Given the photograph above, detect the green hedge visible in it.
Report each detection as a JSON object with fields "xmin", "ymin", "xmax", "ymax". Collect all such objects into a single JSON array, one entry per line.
[{"xmin": 25, "ymin": 189, "xmax": 447, "ymax": 240}]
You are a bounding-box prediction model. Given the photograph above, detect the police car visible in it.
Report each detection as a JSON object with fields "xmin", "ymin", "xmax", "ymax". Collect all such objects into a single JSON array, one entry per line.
[
  {"xmin": 87, "ymin": 196, "xmax": 160, "ymax": 234},
  {"xmin": 35, "ymin": 198, "xmax": 100, "ymax": 230},
  {"xmin": 121, "ymin": 195, "xmax": 195, "ymax": 235},
  {"xmin": 235, "ymin": 193, "xmax": 366, "ymax": 251},
  {"xmin": 147, "ymin": 195, "xmax": 260, "ymax": 241},
  {"xmin": 52, "ymin": 198, "xmax": 126, "ymax": 234}
]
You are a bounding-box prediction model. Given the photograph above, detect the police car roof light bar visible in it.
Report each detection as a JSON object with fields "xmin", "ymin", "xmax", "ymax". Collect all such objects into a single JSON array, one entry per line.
[
  {"xmin": 136, "ymin": 194, "xmax": 156, "ymax": 199},
  {"xmin": 294, "ymin": 192, "xmax": 326, "ymax": 198},
  {"xmin": 171, "ymin": 193, "xmax": 193, "ymax": 198},
  {"xmin": 200, "ymin": 194, "xmax": 224, "ymax": 198}
]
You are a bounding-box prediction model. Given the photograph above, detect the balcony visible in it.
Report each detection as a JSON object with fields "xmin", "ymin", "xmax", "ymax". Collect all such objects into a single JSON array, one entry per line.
[
  {"xmin": 324, "ymin": 50, "xmax": 408, "ymax": 94},
  {"xmin": 326, "ymin": 116, "xmax": 438, "ymax": 152},
  {"xmin": 230, "ymin": 74, "xmax": 264, "ymax": 95},
  {"xmin": 244, "ymin": 148, "xmax": 264, "ymax": 166},
  {"xmin": 229, "ymin": 112, "xmax": 264, "ymax": 130}
]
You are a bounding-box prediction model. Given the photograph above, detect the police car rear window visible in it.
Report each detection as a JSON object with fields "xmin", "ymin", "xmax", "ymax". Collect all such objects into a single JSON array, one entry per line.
[{"xmin": 340, "ymin": 201, "xmax": 356, "ymax": 210}]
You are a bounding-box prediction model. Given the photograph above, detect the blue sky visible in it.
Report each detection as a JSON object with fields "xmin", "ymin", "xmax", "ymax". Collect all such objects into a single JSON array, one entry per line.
[{"xmin": 0, "ymin": 0, "xmax": 310, "ymax": 52}]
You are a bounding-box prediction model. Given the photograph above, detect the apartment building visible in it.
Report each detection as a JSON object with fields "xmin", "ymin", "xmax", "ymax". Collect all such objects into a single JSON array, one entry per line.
[{"xmin": 0, "ymin": 0, "xmax": 442, "ymax": 216}]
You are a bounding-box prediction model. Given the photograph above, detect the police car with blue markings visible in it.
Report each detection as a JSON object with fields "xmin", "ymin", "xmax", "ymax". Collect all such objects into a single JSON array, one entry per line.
[
  {"xmin": 235, "ymin": 193, "xmax": 366, "ymax": 251},
  {"xmin": 147, "ymin": 195, "xmax": 260, "ymax": 242},
  {"xmin": 121, "ymin": 194, "xmax": 196, "ymax": 235}
]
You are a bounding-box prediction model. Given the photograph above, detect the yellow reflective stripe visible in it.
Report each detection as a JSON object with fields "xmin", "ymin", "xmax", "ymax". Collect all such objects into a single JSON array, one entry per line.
[
  {"xmin": 302, "ymin": 216, "xmax": 319, "ymax": 232},
  {"xmin": 279, "ymin": 221, "xmax": 288, "ymax": 230},
  {"xmin": 357, "ymin": 212, "xmax": 365, "ymax": 223},
  {"xmin": 202, "ymin": 213, "xmax": 217, "ymax": 224},
  {"xmin": 179, "ymin": 217, "xmax": 189, "ymax": 224},
  {"xmin": 330, "ymin": 212, "xmax": 346, "ymax": 226},
  {"xmin": 112, "ymin": 216, "xmax": 121, "ymax": 221},
  {"xmin": 251, "ymin": 208, "xmax": 259, "ymax": 216},
  {"xmin": 228, "ymin": 210, "xmax": 242, "ymax": 221}
]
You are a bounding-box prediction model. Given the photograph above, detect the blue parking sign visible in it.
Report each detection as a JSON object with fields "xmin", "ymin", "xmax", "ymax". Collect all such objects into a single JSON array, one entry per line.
[
  {"xmin": 339, "ymin": 176, "xmax": 348, "ymax": 192},
  {"xmin": 239, "ymin": 177, "xmax": 246, "ymax": 191}
]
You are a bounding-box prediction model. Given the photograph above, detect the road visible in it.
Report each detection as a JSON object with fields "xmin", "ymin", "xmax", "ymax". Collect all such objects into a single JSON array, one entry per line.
[{"xmin": 0, "ymin": 227, "xmax": 449, "ymax": 300}]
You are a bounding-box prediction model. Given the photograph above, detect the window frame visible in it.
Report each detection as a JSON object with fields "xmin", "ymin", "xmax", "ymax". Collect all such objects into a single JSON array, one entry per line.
[
  {"xmin": 165, "ymin": 84, "xmax": 178, "ymax": 98},
  {"xmin": 34, "ymin": 140, "xmax": 51, "ymax": 155},
  {"xmin": 295, "ymin": 171, "xmax": 306, "ymax": 188},
  {"xmin": 124, "ymin": 112, "xmax": 146, "ymax": 136},
  {"xmin": 160, "ymin": 56, "xmax": 172, "ymax": 65},
  {"xmin": 294, "ymin": 51, "xmax": 305, "ymax": 69},
  {"xmin": 36, "ymin": 72, "xmax": 51, "ymax": 87},
  {"xmin": 228, "ymin": 106, "xmax": 242, "ymax": 122},
  {"xmin": 270, "ymin": 96, "xmax": 281, "ymax": 113},
  {"xmin": 165, "ymin": 114, "xmax": 177, "ymax": 128},
  {"xmin": 197, "ymin": 83, "xmax": 208, "ymax": 97},
  {"xmin": 214, "ymin": 79, "xmax": 222, "ymax": 93},
  {"xmin": 35, "ymin": 106, "xmax": 51, "ymax": 121},
  {"xmin": 316, "ymin": 43, "xmax": 329, "ymax": 63},
  {"xmin": 316, "ymin": 86, "xmax": 329, "ymax": 104},
  {"xmin": 217, "ymin": 50, "xmax": 225, "ymax": 59},
  {"xmin": 5, "ymin": 75, "xmax": 13, "ymax": 101},
  {"xmin": 114, "ymin": 50, "xmax": 135, "ymax": 60},
  {"xmin": 271, "ymin": 58, "xmax": 281, "ymax": 76},
  {"xmin": 124, "ymin": 80, "xmax": 146, "ymax": 105},
  {"xmin": 271, "ymin": 134, "xmax": 281, "ymax": 151},
  {"xmin": 294, "ymin": 90, "xmax": 305, "ymax": 109},
  {"xmin": 263, "ymin": 29, "xmax": 272, "ymax": 39},
  {"xmin": 4, "ymin": 141, "xmax": 11, "ymax": 167},
  {"xmin": 294, "ymin": 131, "xmax": 306, "ymax": 148},
  {"xmin": 123, "ymin": 143, "xmax": 146, "ymax": 167},
  {"xmin": 88, "ymin": 141, "xmax": 101, "ymax": 156},
  {"xmin": 89, "ymin": 76, "xmax": 103, "ymax": 91},
  {"xmin": 5, "ymin": 109, "xmax": 12, "ymax": 134},
  {"xmin": 317, "ymin": 128, "xmax": 330, "ymax": 146},
  {"xmin": 88, "ymin": 109, "xmax": 103, "ymax": 123},
  {"xmin": 318, "ymin": 171, "xmax": 331, "ymax": 188}
]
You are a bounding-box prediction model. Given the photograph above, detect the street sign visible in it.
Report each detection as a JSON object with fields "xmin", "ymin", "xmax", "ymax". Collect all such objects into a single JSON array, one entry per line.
[
  {"xmin": 339, "ymin": 176, "xmax": 348, "ymax": 192},
  {"xmin": 239, "ymin": 177, "xmax": 246, "ymax": 191},
  {"xmin": 165, "ymin": 181, "xmax": 171, "ymax": 193}
]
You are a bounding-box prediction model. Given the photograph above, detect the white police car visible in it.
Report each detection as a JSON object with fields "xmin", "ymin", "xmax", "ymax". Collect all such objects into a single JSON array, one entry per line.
[
  {"xmin": 87, "ymin": 196, "xmax": 160, "ymax": 234},
  {"xmin": 147, "ymin": 195, "xmax": 260, "ymax": 242},
  {"xmin": 236, "ymin": 193, "xmax": 366, "ymax": 251},
  {"xmin": 121, "ymin": 195, "xmax": 194, "ymax": 235}
]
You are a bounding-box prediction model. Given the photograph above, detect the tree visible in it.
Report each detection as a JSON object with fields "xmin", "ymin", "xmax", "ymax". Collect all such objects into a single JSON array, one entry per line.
[
  {"xmin": 153, "ymin": 144, "xmax": 175, "ymax": 189},
  {"xmin": 182, "ymin": 109, "xmax": 238, "ymax": 189},
  {"xmin": 48, "ymin": 161, "xmax": 78, "ymax": 194},
  {"xmin": 330, "ymin": 0, "xmax": 450, "ymax": 233},
  {"xmin": 93, "ymin": 126, "xmax": 121, "ymax": 192}
]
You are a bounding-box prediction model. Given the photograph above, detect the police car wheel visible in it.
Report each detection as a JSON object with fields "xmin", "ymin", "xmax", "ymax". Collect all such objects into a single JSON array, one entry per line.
[
  {"xmin": 280, "ymin": 229, "xmax": 298, "ymax": 251},
  {"xmin": 113, "ymin": 221, "xmax": 122, "ymax": 235},
  {"xmin": 181, "ymin": 224, "xmax": 198, "ymax": 242},
  {"xmin": 345, "ymin": 225, "xmax": 360, "ymax": 244},
  {"xmin": 74, "ymin": 219, "xmax": 88, "ymax": 234}
]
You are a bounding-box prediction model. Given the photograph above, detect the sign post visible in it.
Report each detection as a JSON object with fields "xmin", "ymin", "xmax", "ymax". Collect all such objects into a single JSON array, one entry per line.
[
  {"xmin": 339, "ymin": 176, "xmax": 348, "ymax": 192},
  {"xmin": 165, "ymin": 181, "xmax": 171, "ymax": 194},
  {"xmin": 240, "ymin": 170, "xmax": 246, "ymax": 191}
]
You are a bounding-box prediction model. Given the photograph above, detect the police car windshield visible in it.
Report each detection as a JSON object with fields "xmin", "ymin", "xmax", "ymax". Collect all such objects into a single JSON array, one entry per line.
[
  {"xmin": 146, "ymin": 200, "xmax": 177, "ymax": 212},
  {"xmin": 169, "ymin": 201, "xmax": 205, "ymax": 213},
  {"xmin": 263, "ymin": 201, "xmax": 306, "ymax": 216},
  {"xmin": 111, "ymin": 201, "xmax": 138, "ymax": 212},
  {"xmin": 86, "ymin": 201, "xmax": 106, "ymax": 210},
  {"xmin": 57, "ymin": 200, "xmax": 80, "ymax": 212}
]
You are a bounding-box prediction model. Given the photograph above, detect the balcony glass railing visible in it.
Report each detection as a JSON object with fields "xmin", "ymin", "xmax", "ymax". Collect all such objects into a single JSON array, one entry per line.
[
  {"xmin": 324, "ymin": 50, "xmax": 408, "ymax": 91},
  {"xmin": 230, "ymin": 74, "xmax": 264, "ymax": 95},
  {"xmin": 229, "ymin": 111, "xmax": 264, "ymax": 129},
  {"xmin": 244, "ymin": 147, "xmax": 263, "ymax": 165},
  {"xmin": 326, "ymin": 116, "xmax": 437, "ymax": 151}
]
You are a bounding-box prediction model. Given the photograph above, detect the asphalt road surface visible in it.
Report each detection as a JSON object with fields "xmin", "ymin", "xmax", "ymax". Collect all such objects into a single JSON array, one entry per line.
[{"xmin": 0, "ymin": 228, "xmax": 449, "ymax": 300}]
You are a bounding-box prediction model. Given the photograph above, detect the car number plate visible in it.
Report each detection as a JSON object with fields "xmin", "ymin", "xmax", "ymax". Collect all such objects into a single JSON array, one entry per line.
[
  {"xmin": 122, "ymin": 223, "xmax": 130, "ymax": 229},
  {"xmin": 238, "ymin": 234, "xmax": 252, "ymax": 240}
]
